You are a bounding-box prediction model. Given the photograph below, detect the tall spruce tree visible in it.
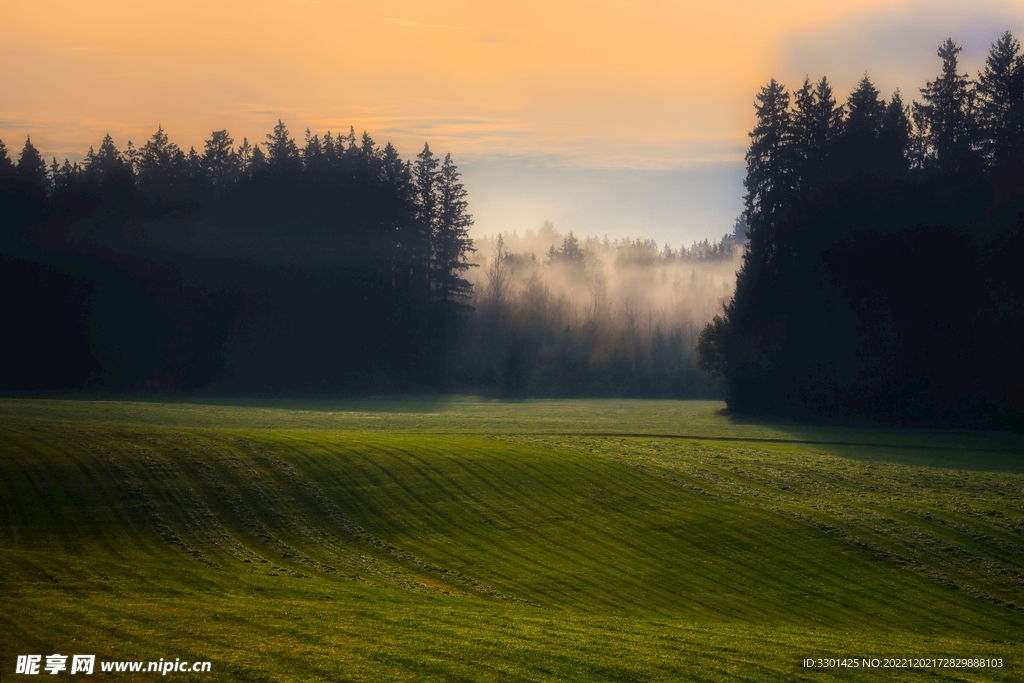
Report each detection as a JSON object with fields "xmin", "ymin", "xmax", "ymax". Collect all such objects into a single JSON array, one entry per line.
[
  {"xmin": 236, "ymin": 137, "xmax": 254, "ymax": 176},
  {"xmin": 357, "ymin": 132, "xmax": 381, "ymax": 181},
  {"xmin": 791, "ymin": 77, "xmax": 816, "ymax": 176},
  {"xmin": 15, "ymin": 136, "xmax": 47, "ymax": 189},
  {"xmin": 122, "ymin": 140, "xmax": 140, "ymax": 179},
  {"xmin": 264, "ymin": 120, "xmax": 300, "ymax": 176},
  {"xmin": 301, "ymin": 129, "xmax": 327, "ymax": 177},
  {"xmin": 49, "ymin": 158, "xmax": 75, "ymax": 194},
  {"xmin": 203, "ymin": 129, "xmax": 239, "ymax": 193},
  {"xmin": 433, "ymin": 153, "xmax": 475, "ymax": 306},
  {"xmin": 380, "ymin": 142, "xmax": 413, "ymax": 221},
  {"xmin": 792, "ymin": 76, "xmax": 844, "ymax": 182},
  {"xmin": 321, "ymin": 131, "xmax": 338, "ymax": 170},
  {"xmin": 976, "ymin": 31, "xmax": 1024, "ymax": 167},
  {"xmin": 414, "ymin": 143, "xmax": 440, "ymax": 293},
  {"xmin": 813, "ymin": 77, "xmax": 845, "ymax": 145},
  {"xmin": 846, "ymin": 74, "xmax": 885, "ymax": 136},
  {"xmin": 0, "ymin": 139, "xmax": 14, "ymax": 178},
  {"xmin": 744, "ymin": 79, "xmax": 792, "ymax": 239},
  {"xmin": 138, "ymin": 126, "xmax": 184, "ymax": 197},
  {"xmin": 48, "ymin": 157, "xmax": 61, "ymax": 194},
  {"xmin": 880, "ymin": 90, "xmax": 912, "ymax": 165},
  {"xmin": 185, "ymin": 147, "xmax": 203, "ymax": 187},
  {"xmin": 380, "ymin": 141, "xmax": 416, "ymax": 298},
  {"xmin": 915, "ymin": 38, "xmax": 977, "ymax": 171},
  {"xmin": 139, "ymin": 126, "xmax": 176, "ymax": 176},
  {"xmin": 249, "ymin": 144, "xmax": 268, "ymax": 177},
  {"xmin": 85, "ymin": 133, "xmax": 125, "ymax": 183}
]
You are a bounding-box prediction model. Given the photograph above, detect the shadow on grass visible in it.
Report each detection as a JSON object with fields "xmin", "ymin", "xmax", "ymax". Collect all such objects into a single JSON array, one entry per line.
[
  {"xmin": 716, "ymin": 408, "xmax": 1024, "ymax": 471},
  {"xmin": 822, "ymin": 441, "xmax": 1024, "ymax": 473},
  {"xmin": 0, "ymin": 392, "xmax": 473, "ymax": 414}
]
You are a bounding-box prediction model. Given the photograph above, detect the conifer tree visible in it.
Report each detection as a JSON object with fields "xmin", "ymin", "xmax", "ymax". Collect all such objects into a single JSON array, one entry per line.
[
  {"xmin": 846, "ymin": 74, "xmax": 885, "ymax": 136},
  {"xmin": 881, "ymin": 90, "xmax": 912, "ymax": 165},
  {"xmin": 301, "ymin": 129, "xmax": 326, "ymax": 177},
  {"xmin": 414, "ymin": 143, "xmax": 440, "ymax": 292},
  {"xmin": 0, "ymin": 139, "xmax": 14, "ymax": 178},
  {"xmin": 433, "ymin": 153, "xmax": 475, "ymax": 305},
  {"xmin": 342, "ymin": 126, "xmax": 357, "ymax": 152},
  {"xmin": 381, "ymin": 142, "xmax": 411, "ymax": 197},
  {"xmin": 813, "ymin": 77, "xmax": 845, "ymax": 143},
  {"xmin": 380, "ymin": 141, "xmax": 416, "ymax": 291},
  {"xmin": 915, "ymin": 38, "xmax": 977, "ymax": 171},
  {"xmin": 203, "ymin": 130, "xmax": 239, "ymax": 193},
  {"xmin": 358, "ymin": 132, "xmax": 381, "ymax": 180},
  {"xmin": 744, "ymin": 79, "xmax": 792, "ymax": 238},
  {"xmin": 139, "ymin": 126, "xmax": 183, "ymax": 195},
  {"xmin": 792, "ymin": 76, "xmax": 844, "ymax": 181},
  {"xmin": 15, "ymin": 136, "xmax": 48, "ymax": 189},
  {"xmin": 48, "ymin": 157, "xmax": 61, "ymax": 194},
  {"xmin": 237, "ymin": 137, "xmax": 253, "ymax": 174},
  {"xmin": 139, "ymin": 127, "xmax": 175, "ymax": 173},
  {"xmin": 546, "ymin": 233, "xmax": 585, "ymax": 267},
  {"xmin": 48, "ymin": 157, "xmax": 76, "ymax": 194},
  {"xmin": 186, "ymin": 146, "xmax": 202, "ymax": 176},
  {"xmin": 791, "ymin": 77, "xmax": 816, "ymax": 171},
  {"xmin": 976, "ymin": 31, "xmax": 1024, "ymax": 167},
  {"xmin": 85, "ymin": 133, "xmax": 125, "ymax": 182},
  {"xmin": 122, "ymin": 141, "xmax": 140, "ymax": 179},
  {"xmin": 249, "ymin": 144, "xmax": 268, "ymax": 177},
  {"xmin": 322, "ymin": 131, "xmax": 339, "ymax": 170},
  {"xmin": 264, "ymin": 120, "xmax": 300, "ymax": 176}
]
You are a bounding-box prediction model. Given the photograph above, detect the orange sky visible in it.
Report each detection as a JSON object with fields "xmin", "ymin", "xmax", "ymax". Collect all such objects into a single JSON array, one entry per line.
[{"xmin": 3, "ymin": 0, "xmax": 1023, "ymax": 239}]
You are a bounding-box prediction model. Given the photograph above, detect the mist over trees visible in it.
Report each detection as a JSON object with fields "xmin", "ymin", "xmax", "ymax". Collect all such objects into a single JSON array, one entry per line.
[
  {"xmin": 0, "ymin": 122, "xmax": 475, "ymax": 391},
  {"xmin": 461, "ymin": 223, "xmax": 741, "ymax": 396},
  {"xmin": 699, "ymin": 31, "xmax": 1024, "ymax": 428}
]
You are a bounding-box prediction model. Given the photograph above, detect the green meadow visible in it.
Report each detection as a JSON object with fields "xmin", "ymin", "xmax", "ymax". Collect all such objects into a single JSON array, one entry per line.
[{"xmin": 2, "ymin": 398, "xmax": 1023, "ymax": 681}]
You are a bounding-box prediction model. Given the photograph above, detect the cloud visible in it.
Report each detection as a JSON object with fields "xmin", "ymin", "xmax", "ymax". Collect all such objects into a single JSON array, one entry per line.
[{"xmin": 779, "ymin": 0, "xmax": 1024, "ymax": 97}]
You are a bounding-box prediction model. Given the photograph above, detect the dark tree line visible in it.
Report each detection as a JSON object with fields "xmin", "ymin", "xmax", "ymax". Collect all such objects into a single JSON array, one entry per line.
[
  {"xmin": 0, "ymin": 121, "xmax": 474, "ymax": 391},
  {"xmin": 699, "ymin": 32, "xmax": 1024, "ymax": 428}
]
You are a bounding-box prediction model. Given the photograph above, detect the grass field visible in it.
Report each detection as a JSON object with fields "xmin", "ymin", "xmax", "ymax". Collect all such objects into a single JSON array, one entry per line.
[{"xmin": 2, "ymin": 398, "xmax": 1023, "ymax": 681}]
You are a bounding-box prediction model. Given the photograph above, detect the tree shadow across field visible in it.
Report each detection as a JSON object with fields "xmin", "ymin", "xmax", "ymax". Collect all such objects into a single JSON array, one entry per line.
[
  {"xmin": 2, "ymin": 391, "xmax": 463, "ymax": 413},
  {"xmin": 719, "ymin": 408, "xmax": 1024, "ymax": 473},
  {"xmin": 137, "ymin": 393, "xmax": 463, "ymax": 414}
]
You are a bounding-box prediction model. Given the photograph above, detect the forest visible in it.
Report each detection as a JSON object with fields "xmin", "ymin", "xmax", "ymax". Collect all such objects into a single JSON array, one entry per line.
[
  {"xmin": 698, "ymin": 32, "xmax": 1024, "ymax": 428},
  {"xmin": 0, "ymin": 123, "xmax": 474, "ymax": 392},
  {"xmin": 0, "ymin": 120, "xmax": 735, "ymax": 396}
]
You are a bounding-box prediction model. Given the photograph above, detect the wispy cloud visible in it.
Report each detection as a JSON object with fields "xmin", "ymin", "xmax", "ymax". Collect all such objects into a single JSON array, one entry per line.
[{"xmin": 779, "ymin": 0, "xmax": 1024, "ymax": 96}]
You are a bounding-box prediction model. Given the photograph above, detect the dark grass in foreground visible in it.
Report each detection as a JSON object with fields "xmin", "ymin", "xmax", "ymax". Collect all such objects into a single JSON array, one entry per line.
[{"xmin": 1, "ymin": 399, "xmax": 1023, "ymax": 681}]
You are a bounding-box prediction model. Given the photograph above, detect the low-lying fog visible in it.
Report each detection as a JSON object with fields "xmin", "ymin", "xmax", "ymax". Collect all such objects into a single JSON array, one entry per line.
[
  {"xmin": 470, "ymin": 221, "xmax": 743, "ymax": 330},
  {"xmin": 459, "ymin": 221, "xmax": 744, "ymax": 396}
]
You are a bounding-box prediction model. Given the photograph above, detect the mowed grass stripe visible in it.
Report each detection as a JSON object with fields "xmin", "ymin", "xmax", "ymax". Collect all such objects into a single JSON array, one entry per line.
[
  {"xmin": 342, "ymin": 436, "xmax": 745, "ymax": 613},
  {"xmin": 573, "ymin": 436, "xmax": 1024, "ymax": 630},
  {"xmin": 275, "ymin": 436, "xmax": 633, "ymax": 606},
  {"xmin": 246, "ymin": 432, "xmax": 1022, "ymax": 628}
]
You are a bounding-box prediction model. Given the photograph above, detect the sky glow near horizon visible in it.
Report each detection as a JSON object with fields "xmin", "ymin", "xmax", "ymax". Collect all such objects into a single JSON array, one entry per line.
[{"xmin": 3, "ymin": 0, "xmax": 1023, "ymax": 245}]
